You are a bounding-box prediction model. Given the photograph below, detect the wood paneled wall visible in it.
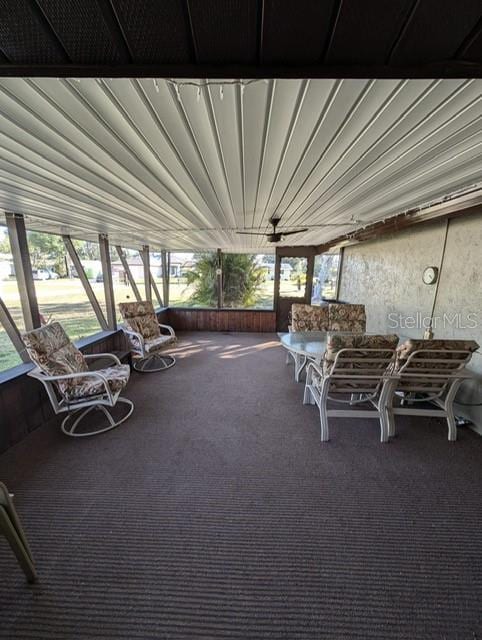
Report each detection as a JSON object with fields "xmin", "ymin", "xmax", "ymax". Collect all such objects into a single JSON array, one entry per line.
[{"xmin": 165, "ymin": 308, "xmax": 276, "ymax": 333}]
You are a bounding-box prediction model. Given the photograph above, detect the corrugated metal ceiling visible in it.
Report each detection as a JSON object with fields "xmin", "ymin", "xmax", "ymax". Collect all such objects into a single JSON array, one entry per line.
[{"xmin": 0, "ymin": 77, "xmax": 480, "ymax": 250}]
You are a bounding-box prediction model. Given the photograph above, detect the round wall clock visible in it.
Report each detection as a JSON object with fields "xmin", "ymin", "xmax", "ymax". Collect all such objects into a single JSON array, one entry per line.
[{"xmin": 422, "ymin": 266, "xmax": 439, "ymax": 285}]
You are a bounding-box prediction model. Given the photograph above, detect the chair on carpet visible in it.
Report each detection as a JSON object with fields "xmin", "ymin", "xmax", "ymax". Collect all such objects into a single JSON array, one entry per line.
[
  {"xmin": 118, "ymin": 301, "xmax": 177, "ymax": 372},
  {"xmin": 385, "ymin": 338, "xmax": 479, "ymax": 441},
  {"xmin": 23, "ymin": 322, "xmax": 133, "ymax": 437},
  {"xmin": 0, "ymin": 482, "xmax": 37, "ymax": 583},
  {"xmin": 303, "ymin": 332, "xmax": 399, "ymax": 442}
]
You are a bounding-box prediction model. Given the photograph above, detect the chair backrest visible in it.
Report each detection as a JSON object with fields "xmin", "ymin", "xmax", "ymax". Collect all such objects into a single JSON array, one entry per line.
[
  {"xmin": 118, "ymin": 301, "xmax": 161, "ymax": 339},
  {"xmin": 22, "ymin": 322, "xmax": 88, "ymax": 378},
  {"xmin": 291, "ymin": 303, "xmax": 329, "ymax": 331},
  {"xmin": 323, "ymin": 333, "xmax": 399, "ymax": 393},
  {"xmin": 393, "ymin": 338, "xmax": 479, "ymax": 397},
  {"xmin": 328, "ymin": 303, "xmax": 366, "ymax": 333}
]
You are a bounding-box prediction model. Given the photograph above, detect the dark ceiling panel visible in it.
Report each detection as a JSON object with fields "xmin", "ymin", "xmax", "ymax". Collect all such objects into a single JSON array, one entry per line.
[
  {"xmin": 462, "ymin": 28, "xmax": 482, "ymax": 61},
  {"xmin": 0, "ymin": 0, "xmax": 67, "ymax": 63},
  {"xmin": 391, "ymin": 0, "xmax": 482, "ymax": 65},
  {"xmin": 113, "ymin": 0, "xmax": 191, "ymax": 63},
  {"xmin": 36, "ymin": 0, "xmax": 124, "ymax": 64},
  {"xmin": 326, "ymin": 0, "xmax": 413, "ymax": 64},
  {"xmin": 261, "ymin": 0, "xmax": 336, "ymax": 63},
  {"xmin": 188, "ymin": 0, "xmax": 258, "ymax": 63}
]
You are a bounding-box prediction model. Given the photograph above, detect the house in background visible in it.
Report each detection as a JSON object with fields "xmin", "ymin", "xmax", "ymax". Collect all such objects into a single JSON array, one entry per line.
[
  {"xmin": 111, "ymin": 254, "xmax": 163, "ymax": 283},
  {"xmin": 258, "ymin": 260, "xmax": 292, "ymax": 281}
]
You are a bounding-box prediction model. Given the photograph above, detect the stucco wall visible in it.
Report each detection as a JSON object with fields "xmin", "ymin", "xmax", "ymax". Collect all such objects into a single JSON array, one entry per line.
[{"xmin": 339, "ymin": 212, "xmax": 482, "ymax": 431}]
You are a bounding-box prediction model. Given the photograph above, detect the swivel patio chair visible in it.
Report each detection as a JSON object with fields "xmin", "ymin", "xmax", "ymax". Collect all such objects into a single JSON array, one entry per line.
[
  {"xmin": 386, "ymin": 338, "xmax": 479, "ymax": 441},
  {"xmin": 118, "ymin": 301, "xmax": 177, "ymax": 372},
  {"xmin": 303, "ymin": 332, "xmax": 399, "ymax": 442},
  {"xmin": 0, "ymin": 482, "xmax": 37, "ymax": 583},
  {"xmin": 23, "ymin": 322, "xmax": 133, "ymax": 437}
]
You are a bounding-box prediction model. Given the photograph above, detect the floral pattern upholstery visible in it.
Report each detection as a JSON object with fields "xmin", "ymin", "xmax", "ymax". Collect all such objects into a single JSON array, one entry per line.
[
  {"xmin": 311, "ymin": 333, "xmax": 399, "ymax": 392},
  {"xmin": 393, "ymin": 338, "xmax": 479, "ymax": 373},
  {"xmin": 291, "ymin": 303, "xmax": 329, "ymax": 331},
  {"xmin": 323, "ymin": 332, "xmax": 399, "ymax": 372},
  {"xmin": 62, "ymin": 364, "xmax": 131, "ymax": 401},
  {"xmin": 23, "ymin": 322, "xmax": 88, "ymax": 396},
  {"xmin": 328, "ymin": 304, "xmax": 366, "ymax": 333},
  {"xmin": 397, "ymin": 338, "xmax": 479, "ymax": 365},
  {"xmin": 118, "ymin": 301, "xmax": 161, "ymax": 339},
  {"xmin": 22, "ymin": 322, "xmax": 130, "ymax": 401},
  {"xmin": 119, "ymin": 300, "xmax": 176, "ymax": 356},
  {"xmin": 145, "ymin": 334, "xmax": 176, "ymax": 353}
]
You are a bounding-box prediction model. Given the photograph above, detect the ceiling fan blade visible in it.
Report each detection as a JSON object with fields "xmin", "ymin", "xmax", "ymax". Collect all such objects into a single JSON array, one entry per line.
[
  {"xmin": 280, "ymin": 228, "xmax": 309, "ymax": 236},
  {"xmin": 235, "ymin": 231, "xmax": 268, "ymax": 236}
]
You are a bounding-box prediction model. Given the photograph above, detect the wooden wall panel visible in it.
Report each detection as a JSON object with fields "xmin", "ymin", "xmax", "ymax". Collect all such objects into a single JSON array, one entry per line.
[{"xmin": 166, "ymin": 309, "xmax": 276, "ymax": 333}]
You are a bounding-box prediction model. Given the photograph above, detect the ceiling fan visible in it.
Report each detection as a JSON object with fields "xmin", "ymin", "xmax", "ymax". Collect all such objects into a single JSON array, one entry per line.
[{"xmin": 235, "ymin": 216, "xmax": 356, "ymax": 243}]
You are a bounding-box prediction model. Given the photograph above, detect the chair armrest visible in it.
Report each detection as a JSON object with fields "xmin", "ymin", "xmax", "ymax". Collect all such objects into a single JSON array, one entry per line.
[
  {"xmin": 28, "ymin": 368, "xmax": 113, "ymax": 401},
  {"xmin": 121, "ymin": 328, "xmax": 145, "ymax": 347},
  {"xmin": 158, "ymin": 323, "xmax": 176, "ymax": 337},
  {"xmin": 84, "ymin": 353, "xmax": 122, "ymax": 366},
  {"xmin": 306, "ymin": 361, "xmax": 324, "ymax": 386}
]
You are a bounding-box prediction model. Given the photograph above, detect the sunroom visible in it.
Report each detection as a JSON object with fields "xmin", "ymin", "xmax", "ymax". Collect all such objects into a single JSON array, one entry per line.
[{"xmin": 0, "ymin": 2, "xmax": 481, "ymax": 638}]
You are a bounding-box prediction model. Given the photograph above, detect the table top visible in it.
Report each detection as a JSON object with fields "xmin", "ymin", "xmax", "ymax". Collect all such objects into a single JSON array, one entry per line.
[{"xmin": 279, "ymin": 331, "xmax": 327, "ymax": 359}]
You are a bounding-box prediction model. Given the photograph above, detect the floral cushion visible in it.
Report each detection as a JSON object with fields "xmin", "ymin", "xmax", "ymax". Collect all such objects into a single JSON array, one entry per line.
[
  {"xmin": 328, "ymin": 304, "xmax": 366, "ymax": 333},
  {"xmin": 118, "ymin": 301, "xmax": 161, "ymax": 340},
  {"xmin": 394, "ymin": 338, "xmax": 479, "ymax": 372},
  {"xmin": 63, "ymin": 364, "xmax": 130, "ymax": 401},
  {"xmin": 23, "ymin": 323, "xmax": 88, "ymax": 396},
  {"xmin": 323, "ymin": 332, "xmax": 399, "ymax": 375},
  {"xmin": 145, "ymin": 334, "xmax": 177, "ymax": 353},
  {"xmin": 291, "ymin": 303, "xmax": 329, "ymax": 331},
  {"xmin": 23, "ymin": 322, "xmax": 130, "ymax": 401}
]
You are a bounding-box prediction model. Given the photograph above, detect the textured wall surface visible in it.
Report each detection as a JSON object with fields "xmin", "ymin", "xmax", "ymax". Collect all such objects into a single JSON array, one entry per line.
[{"xmin": 339, "ymin": 213, "xmax": 482, "ymax": 431}]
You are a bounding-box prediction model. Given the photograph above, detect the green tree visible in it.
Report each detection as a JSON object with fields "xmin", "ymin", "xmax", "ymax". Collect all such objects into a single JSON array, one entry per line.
[
  {"xmin": 187, "ymin": 253, "xmax": 264, "ymax": 308},
  {"xmin": 27, "ymin": 231, "xmax": 67, "ymax": 275}
]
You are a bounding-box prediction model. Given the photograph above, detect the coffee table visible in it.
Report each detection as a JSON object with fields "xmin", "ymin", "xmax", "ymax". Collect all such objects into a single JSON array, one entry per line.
[{"xmin": 279, "ymin": 331, "xmax": 327, "ymax": 382}]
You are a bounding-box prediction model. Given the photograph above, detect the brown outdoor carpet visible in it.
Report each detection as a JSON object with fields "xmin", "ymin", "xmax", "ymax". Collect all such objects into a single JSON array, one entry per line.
[{"xmin": 0, "ymin": 332, "xmax": 481, "ymax": 639}]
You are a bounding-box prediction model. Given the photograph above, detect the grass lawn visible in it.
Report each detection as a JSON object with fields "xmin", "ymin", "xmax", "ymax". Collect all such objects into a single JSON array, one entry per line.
[{"xmin": 0, "ymin": 277, "xmax": 277, "ymax": 372}]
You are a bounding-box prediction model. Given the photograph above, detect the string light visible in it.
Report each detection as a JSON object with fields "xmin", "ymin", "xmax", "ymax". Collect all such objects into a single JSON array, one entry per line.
[
  {"xmin": 166, "ymin": 79, "xmax": 264, "ymax": 89},
  {"xmin": 164, "ymin": 79, "xmax": 267, "ymax": 105}
]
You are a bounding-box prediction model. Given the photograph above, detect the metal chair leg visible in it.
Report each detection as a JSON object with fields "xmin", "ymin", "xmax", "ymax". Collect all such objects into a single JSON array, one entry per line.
[{"xmin": 0, "ymin": 506, "xmax": 37, "ymax": 583}]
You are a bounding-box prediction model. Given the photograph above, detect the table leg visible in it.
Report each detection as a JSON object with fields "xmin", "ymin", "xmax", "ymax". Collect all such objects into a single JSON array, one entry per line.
[{"xmin": 294, "ymin": 354, "xmax": 307, "ymax": 382}]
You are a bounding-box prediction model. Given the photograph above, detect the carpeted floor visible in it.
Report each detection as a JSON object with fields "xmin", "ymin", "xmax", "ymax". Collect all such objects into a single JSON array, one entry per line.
[{"xmin": 0, "ymin": 332, "xmax": 481, "ymax": 639}]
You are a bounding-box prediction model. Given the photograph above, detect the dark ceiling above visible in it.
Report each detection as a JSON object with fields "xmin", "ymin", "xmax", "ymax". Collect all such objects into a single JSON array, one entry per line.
[{"xmin": 0, "ymin": 0, "xmax": 480, "ymax": 77}]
